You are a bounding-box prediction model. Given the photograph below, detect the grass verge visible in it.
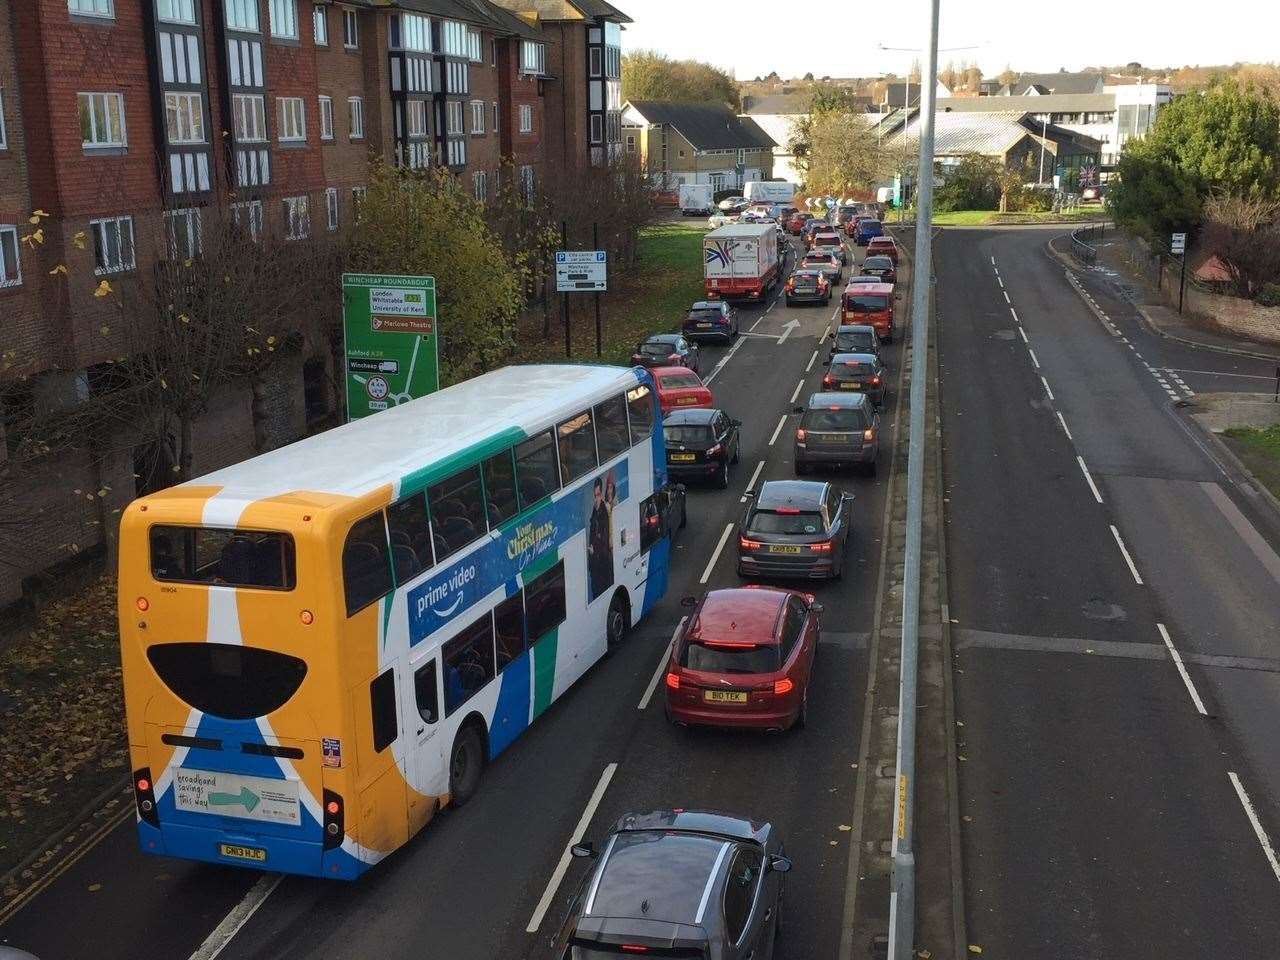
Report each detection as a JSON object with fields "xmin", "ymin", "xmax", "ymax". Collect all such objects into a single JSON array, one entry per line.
[
  {"xmin": 1222, "ymin": 424, "xmax": 1280, "ymax": 501},
  {"xmin": 929, "ymin": 209, "xmax": 1106, "ymax": 226}
]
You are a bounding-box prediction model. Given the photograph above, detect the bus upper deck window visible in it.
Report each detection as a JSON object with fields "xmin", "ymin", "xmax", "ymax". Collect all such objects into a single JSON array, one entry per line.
[
  {"xmin": 594, "ymin": 394, "xmax": 629, "ymax": 462},
  {"xmin": 150, "ymin": 525, "xmax": 296, "ymax": 590}
]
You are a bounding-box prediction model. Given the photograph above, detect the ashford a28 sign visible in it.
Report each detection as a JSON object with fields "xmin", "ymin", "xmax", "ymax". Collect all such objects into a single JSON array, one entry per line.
[{"xmin": 342, "ymin": 273, "xmax": 439, "ymax": 421}]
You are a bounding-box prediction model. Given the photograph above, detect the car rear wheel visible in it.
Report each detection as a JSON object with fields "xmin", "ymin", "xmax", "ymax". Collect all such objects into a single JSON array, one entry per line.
[{"xmin": 449, "ymin": 725, "xmax": 485, "ymax": 807}]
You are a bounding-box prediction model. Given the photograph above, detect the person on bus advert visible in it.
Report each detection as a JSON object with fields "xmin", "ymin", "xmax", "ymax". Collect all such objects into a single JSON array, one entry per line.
[{"xmin": 588, "ymin": 477, "xmax": 614, "ymax": 600}]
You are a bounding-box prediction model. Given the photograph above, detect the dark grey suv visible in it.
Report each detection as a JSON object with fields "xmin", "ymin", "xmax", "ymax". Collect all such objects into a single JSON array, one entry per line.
[
  {"xmin": 552, "ymin": 809, "xmax": 791, "ymax": 960},
  {"xmin": 795, "ymin": 392, "xmax": 880, "ymax": 475}
]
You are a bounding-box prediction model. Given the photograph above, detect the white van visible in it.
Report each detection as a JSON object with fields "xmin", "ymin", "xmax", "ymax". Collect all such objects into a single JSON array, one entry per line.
[{"xmin": 743, "ymin": 181, "xmax": 797, "ymax": 204}]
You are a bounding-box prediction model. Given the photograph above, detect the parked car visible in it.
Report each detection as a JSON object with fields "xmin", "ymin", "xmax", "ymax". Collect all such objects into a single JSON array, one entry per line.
[
  {"xmin": 652, "ymin": 366, "xmax": 713, "ymax": 414},
  {"xmin": 554, "ymin": 810, "xmax": 792, "ymax": 959},
  {"xmin": 665, "ymin": 587, "xmax": 822, "ymax": 731},
  {"xmin": 800, "ymin": 252, "xmax": 842, "ymax": 284},
  {"xmin": 737, "ymin": 479, "xmax": 854, "ymax": 580},
  {"xmin": 861, "ymin": 254, "xmax": 897, "ymax": 284},
  {"xmin": 794, "ymin": 391, "xmax": 881, "ymax": 475},
  {"xmin": 812, "ymin": 231, "xmax": 847, "ymax": 264},
  {"xmin": 632, "ymin": 333, "xmax": 700, "ymax": 373},
  {"xmin": 854, "ymin": 218, "xmax": 884, "ymax": 246},
  {"xmin": 1081, "ymin": 184, "xmax": 1103, "ymax": 202},
  {"xmin": 663, "ymin": 407, "xmax": 741, "ymax": 488},
  {"xmin": 718, "ymin": 196, "xmax": 750, "ymax": 212},
  {"xmin": 785, "ymin": 268, "xmax": 831, "ymax": 306},
  {"xmin": 865, "ymin": 236, "xmax": 898, "ymax": 264},
  {"xmin": 828, "ymin": 323, "xmax": 881, "ymax": 360},
  {"xmin": 683, "ymin": 300, "xmax": 740, "ymax": 342},
  {"xmin": 822, "ymin": 352, "xmax": 886, "ymax": 406}
]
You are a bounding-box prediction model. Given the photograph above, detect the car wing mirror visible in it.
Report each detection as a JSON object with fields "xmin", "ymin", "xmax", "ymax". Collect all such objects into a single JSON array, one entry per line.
[
  {"xmin": 679, "ymin": 595, "xmax": 699, "ymax": 608},
  {"xmin": 793, "ymin": 405, "xmax": 805, "ymax": 415},
  {"xmin": 571, "ymin": 841, "xmax": 597, "ymax": 859},
  {"xmin": 822, "ymin": 359, "xmax": 831, "ymax": 367},
  {"xmin": 767, "ymin": 854, "xmax": 793, "ymax": 874},
  {"xmin": 809, "ymin": 602, "xmax": 825, "ymax": 615}
]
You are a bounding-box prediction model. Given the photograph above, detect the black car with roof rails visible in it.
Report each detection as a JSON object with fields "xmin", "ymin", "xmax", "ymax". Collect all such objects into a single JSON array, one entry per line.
[
  {"xmin": 828, "ymin": 323, "xmax": 880, "ymax": 361},
  {"xmin": 664, "ymin": 407, "xmax": 741, "ymax": 487},
  {"xmin": 784, "ymin": 267, "xmax": 831, "ymax": 306},
  {"xmin": 794, "ymin": 391, "xmax": 881, "ymax": 475},
  {"xmin": 737, "ymin": 479, "xmax": 854, "ymax": 580},
  {"xmin": 554, "ymin": 809, "xmax": 791, "ymax": 960},
  {"xmin": 632, "ymin": 333, "xmax": 700, "ymax": 373},
  {"xmin": 683, "ymin": 300, "xmax": 740, "ymax": 343},
  {"xmin": 860, "ymin": 254, "xmax": 897, "ymax": 284},
  {"xmin": 821, "ymin": 352, "xmax": 886, "ymax": 407}
]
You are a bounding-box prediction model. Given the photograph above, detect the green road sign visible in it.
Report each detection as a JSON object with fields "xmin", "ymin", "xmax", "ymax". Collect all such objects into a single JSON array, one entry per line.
[{"xmin": 342, "ymin": 272, "xmax": 439, "ymax": 421}]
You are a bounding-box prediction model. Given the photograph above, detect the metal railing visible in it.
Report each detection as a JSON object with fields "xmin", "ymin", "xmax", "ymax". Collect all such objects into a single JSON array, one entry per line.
[{"xmin": 1069, "ymin": 222, "xmax": 1105, "ymax": 265}]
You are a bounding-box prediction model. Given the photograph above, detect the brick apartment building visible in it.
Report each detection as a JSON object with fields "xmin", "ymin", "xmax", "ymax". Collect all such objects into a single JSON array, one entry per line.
[{"xmin": 0, "ymin": 0, "xmax": 630, "ymax": 606}]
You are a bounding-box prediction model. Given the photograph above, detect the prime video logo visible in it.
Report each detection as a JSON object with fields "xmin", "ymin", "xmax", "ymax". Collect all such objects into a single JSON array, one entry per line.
[{"xmin": 416, "ymin": 564, "xmax": 477, "ymax": 620}]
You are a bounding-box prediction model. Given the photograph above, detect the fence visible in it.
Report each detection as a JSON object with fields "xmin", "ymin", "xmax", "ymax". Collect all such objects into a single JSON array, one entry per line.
[{"xmin": 1069, "ymin": 223, "xmax": 1106, "ymax": 265}]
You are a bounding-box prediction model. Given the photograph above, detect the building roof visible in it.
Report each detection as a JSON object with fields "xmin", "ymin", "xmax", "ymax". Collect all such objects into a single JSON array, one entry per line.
[
  {"xmin": 741, "ymin": 93, "xmax": 814, "ymax": 116},
  {"xmin": 391, "ymin": 0, "xmax": 541, "ymax": 37},
  {"xmin": 939, "ymin": 93, "xmax": 1114, "ymax": 115},
  {"xmin": 890, "ymin": 111, "xmax": 1101, "ymax": 157},
  {"xmin": 488, "ymin": 0, "xmax": 630, "ymax": 22},
  {"xmin": 625, "ymin": 101, "xmax": 774, "ymax": 151},
  {"xmin": 999, "ymin": 72, "xmax": 1105, "ymax": 96},
  {"xmin": 568, "ymin": 0, "xmax": 631, "ymax": 21}
]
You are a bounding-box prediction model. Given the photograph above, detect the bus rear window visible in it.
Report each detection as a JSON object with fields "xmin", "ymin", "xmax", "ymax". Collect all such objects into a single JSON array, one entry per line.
[
  {"xmin": 844, "ymin": 295, "xmax": 888, "ymax": 313},
  {"xmin": 150, "ymin": 525, "xmax": 296, "ymax": 590}
]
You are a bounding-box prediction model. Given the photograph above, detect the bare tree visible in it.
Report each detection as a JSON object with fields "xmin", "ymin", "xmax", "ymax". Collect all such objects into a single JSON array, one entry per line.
[{"xmin": 1201, "ymin": 192, "xmax": 1280, "ymax": 298}]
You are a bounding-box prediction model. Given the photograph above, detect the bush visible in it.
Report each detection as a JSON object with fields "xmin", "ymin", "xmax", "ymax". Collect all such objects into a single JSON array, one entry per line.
[
  {"xmin": 1257, "ymin": 283, "xmax": 1280, "ymax": 307},
  {"xmin": 1020, "ymin": 188, "xmax": 1054, "ymax": 213},
  {"xmin": 934, "ymin": 154, "xmax": 1002, "ymax": 212}
]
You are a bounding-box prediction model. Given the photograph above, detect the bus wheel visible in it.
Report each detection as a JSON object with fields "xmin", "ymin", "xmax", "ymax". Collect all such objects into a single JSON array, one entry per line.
[
  {"xmin": 606, "ymin": 590, "xmax": 630, "ymax": 652},
  {"xmin": 449, "ymin": 725, "xmax": 485, "ymax": 807}
]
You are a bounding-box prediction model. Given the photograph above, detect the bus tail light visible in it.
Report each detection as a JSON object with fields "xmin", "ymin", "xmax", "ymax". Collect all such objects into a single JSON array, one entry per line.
[
  {"xmin": 133, "ymin": 767, "xmax": 159, "ymax": 827},
  {"xmin": 323, "ymin": 788, "xmax": 345, "ymax": 849},
  {"xmin": 135, "ymin": 597, "xmax": 150, "ymax": 612}
]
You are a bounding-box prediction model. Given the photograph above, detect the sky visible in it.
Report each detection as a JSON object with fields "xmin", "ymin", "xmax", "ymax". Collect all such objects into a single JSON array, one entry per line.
[{"xmin": 620, "ymin": 0, "xmax": 1280, "ymax": 82}]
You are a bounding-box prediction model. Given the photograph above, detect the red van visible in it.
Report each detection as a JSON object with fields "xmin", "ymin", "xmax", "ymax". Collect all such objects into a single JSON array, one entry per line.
[{"xmin": 842, "ymin": 282, "xmax": 895, "ymax": 342}]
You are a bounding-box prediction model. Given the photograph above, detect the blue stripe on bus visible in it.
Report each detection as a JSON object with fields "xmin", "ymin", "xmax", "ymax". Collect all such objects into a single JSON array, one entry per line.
[
  {"xmin": 488, "ymin": 650, "xmax": 532, "ymax": 758},
  {"xmin": 641, "ymin": 536, "xmax": 670, "ymax": 617}
]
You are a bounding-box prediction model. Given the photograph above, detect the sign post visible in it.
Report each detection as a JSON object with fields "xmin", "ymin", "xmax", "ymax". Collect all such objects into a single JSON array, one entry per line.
[
  {"xmin": 555, "ymin": 237, "xmax": 608, "ymax": 360},
  {"xmin": 342, "ymin": 273, "xmax": 438, "ymax": 421},
  {"xmin": 1171, "ymin": 233, "xmax": 1188, "ymax": 314}
]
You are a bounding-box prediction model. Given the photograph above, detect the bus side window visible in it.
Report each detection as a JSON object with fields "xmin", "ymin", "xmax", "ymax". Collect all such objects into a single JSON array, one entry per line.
[
  {"xmin": 344, "ymin": 513, "xmax": 394, "ymax": 616},
  {"xmin": 557, "ymin": 409, "xmax": 598, "ymax": 485},
  {"xmin": 526, "ymin": 560, "xmax": 566, "ymax": 643},
  {"xmin": 413, "ymin": 660, "xmax": 439, "ymax": 725},
  {"xmin": 443, "ymin": 614, "xmax": 496, "ymax": 717},
  {"xmin": 594, "ymin": 394, "xmax": 629, "ymax": 462},
  {"xmin": 494, "ymin": 591, "xmax": 525, "ymax": 669},
  {"xmin": 428, "ymin": 465, "xmax": 486, "ymax": 562},
  {"xmin": 387, "ymin": 493, "xmax": 433, "ymax": 584},
  {"xmin": 482, "ymin": 450, "xmax": 520, "ymax": 528},
  {"xmin": 626, "ymin": 385, "xmax": 654, "ymax": 446},
  {"xmin": 370, "ymin": 668, "xmax": 398, "ymax": 752},
  {"xmin": 515, "ymin": 431, "xmax": 560, "ymax": 510}
]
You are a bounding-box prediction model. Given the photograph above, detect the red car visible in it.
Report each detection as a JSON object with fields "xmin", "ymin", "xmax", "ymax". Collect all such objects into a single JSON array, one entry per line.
[
  {"xmin": 866, "ymin": 236, "xmax": 898, "ymax": 264},
  {"xmin": 843, "ymin": 215, "xmax": 864, "ymax": 238},
  {"xmin": 652, "ymin": 365, "xmax": 713, "ymax": 414},
  {"xmin": 664, "ymin": 586, "xmax": 822, "ymax": 731},
  {"xmin": 785, "ymin": 211, "xmax": 812, "ymax": 235}
]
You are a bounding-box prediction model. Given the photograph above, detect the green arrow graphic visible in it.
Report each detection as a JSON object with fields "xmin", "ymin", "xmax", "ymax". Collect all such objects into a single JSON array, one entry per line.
[{"xmin": 209, "ymin": 786, "xmax": 260, "ymax": 812}]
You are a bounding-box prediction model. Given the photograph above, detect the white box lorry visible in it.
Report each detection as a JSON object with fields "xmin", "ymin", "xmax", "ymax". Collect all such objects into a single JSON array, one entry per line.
[
  {"xmin": 678, "ymin": 183, "xmax": 714, "ymax": 215},
  {"xmin": 743, "ymin": 181, "xmax": 797, "ymax": 204},
  {"xmin": 703, "ymin": 222, "xmax": 781, "ymax": 302}
]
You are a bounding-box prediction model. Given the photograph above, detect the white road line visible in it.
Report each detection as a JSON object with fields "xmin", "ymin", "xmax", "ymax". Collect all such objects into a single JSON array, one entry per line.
[
  {"xmin": 765, "ymin": 302, "xmax": 776, "ymax": 315},
  {"xmin": 1167, "ymin": 368, "xmax": 1278, "ymax": 380},
  {"xmin": 1018, "ymin": 326, "xmax": 1028, "ymax": 343},
  {"xmin": 819, "ymin": 324, "xmax": 832, "ymax": 343},
  {"xmin": 1009, "ymin": 307, "xmax": 1020, "ymax": 324},
  {"xmin": 741, "ymin": 459, "xmax": 766, "ymax": 502},
  {"xmin": 704, "ymin": 335, "xmax": 747, "ymax": 385},
  {"xmin": 1028, "ymin": 347, "xmax": 1041, "ymax": 370},
  {"xmin": 991, "ymin": 255, "xmax": 997, "ymax": 266},
  {"xmin": 1076, "ymin": 455, "xmax": 1103, "ymax": 504},
  {"xmin": 1003, "ymin": 290, "xmax": 1011, "ymax": 304},
  {"xmin": 1200, "ymin": 481, "xmax": 1280, "ymax": 585},
  {"xmin": 1228, "ymin": 772, "xmax": 1280, "ymax": 886},
  {"xmin": 526, "ymin": 763, "xmax": 618, "ymax": 933},
  {"xmin": 188, "ymin": 875, "xmax": 284, "ymax": 960},
  {"xmin": 1040, "ymin": 376, "xmax": 1055, "ymax": 400},
  {"xmin": 768, "ymin": 414, "xmax": 788, "ymax": 446},
  {"xmin": 1056, "ymin": 411, "xmax": 1073, "ymax": 440},
  {"xmin": 997, "ymin": 275, "xmax": 1004, "ymax": 288},
  {"xmin": 699, "ymin": 522, "xmax": 736, "ymax": 584},
  {"xmin": 789, "ymin": 378, "xmax": 805, "ymax": 403},
  {"xmin": 750, "ymin": 316, "xmax": 763, "ymax": 332},
  {"xmin": 1156, "ymin": 623, "xmax": 1208, "ymax": 716},
  {"xmin": 806, "ymin": 349, "xmax": 818, "ymax": 373},
  {"xmin": 1110, "ymin": 524, "xmax": 1143, "ymax": 585},
  {"xmin": 638, "ymin": 620, "xmax": 684, "ymax": 710}
]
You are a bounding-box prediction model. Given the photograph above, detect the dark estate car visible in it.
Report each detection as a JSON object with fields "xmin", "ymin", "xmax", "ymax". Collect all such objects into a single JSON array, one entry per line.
[
  {"xmin": 785, "ymin": 268, "xmax": 831, "ymax": 306},
  {"xmin": 795, "ymin": 391, "xmax": 881, "ymax": 475},
  {"xmin": 737, "ymin": 479, "xmax": 854, "ymax": 580},
  {"xmin": 664, "ymin": 407, "xmax": 741, "ymax": 488},
  {"xmin": 683, "ymin": 300, "xmax": 740, "ymax": 343},
  {"xmin": 554, "ymin": 810, "xmax": 792, "ymax": 960},
  {"xmin": 828, "ymin": 323, "xmax": 881, "ymax": 361},
  {"xmin": 632, "ymin": 333, "xmax": 700, "ymax": 373},
  {"xmin": 822, "ymin": 351, "xmax": 887, "ymax": 406},
  {"xmin": 861, "ymin": 254, "xmax": 897, "ymax": 284}
]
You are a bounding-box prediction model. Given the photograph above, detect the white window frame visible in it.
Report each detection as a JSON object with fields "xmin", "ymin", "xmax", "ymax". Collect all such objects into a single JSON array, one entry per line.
[
  {"xmin": 68, "ymin": 0, "xmax": 114, "ymax": 18},
  {"xmin": 232, "ymin": 93, "xmax": 267, "ymax": 142},
  {"xmin": 78, "ymin": 92, "xmax": 127, "ymax": 148},
  {"xmin": 348, "ymin": 97, "xmax": 364, "ymax": 139},
  {"xmin": 467, "ymin": 28, "xmax": 482, "ymax": 63},
  {"xmin": 165, "ymin": 208, "xmax": 202, "ymax": 260},
  {"xmin": 590, "ymin": 113, "xmax": 602, "ymax": 144},
  {"xmin": 313, "ymin": 4, "xmax": 328, "ymax": 45},
  {"xmin": 342, "ymin": 9, "xmax": 358, "ymax": 49},
  {"xmin": 0, "ymin": 225, "xmax": 21, "ymax": 288},
  {"xmin": 470, "ymin": 100, "xmax": 484, "ymax": 135},
  {"xmin": 89, "ymin": 216, "xmax": 136, "ymax": 275},
  {"xmin": 406, "ymin": 99, "xmax": 427, "ymax": 137},
  {"xmin": 269, "ymin": 0, "xmax": 299, "ymax": 39},
  {"xmin": 519, "ymin": 40, "xmax": 545, "ymax": 76},
  {"xmin": 164, "ymin": 91, "xmax": 205, "ymax": 144},
  {"xmin": 442, "ymin": 20, "xmax": 467, "ymax": 57},
  {"xmin": 473, "ymin": 170, "xmax": 487, "ymax": 202},
  {"xmin": 625, "ymin": 133, "xmax": 635, "ymax": 154},
  {"xmin": 518, "ymin": 103, "xmax": 532, "ymax": 134},
  {"xmin": 225, "ymin": 0, "xmax": 259, "ymax": 31},
  {"xmin": 326, "ymin": 187, "xmax": 339, "ymax": 232},
  {"xmin": 391, "ymin": 12, "xmax": 431, "ymax": 52},
  {"xmin": 0, "ymin": 89, "xmax": 8, "ymax": 149},
  {"xmin": 319, "ymin": 95, "xmax": 334, "ymax": 140},
  {"xmin": 446, "ymin": 100, "xmax": 464, "ymax": 136},
  {"xmin": 156, "ymin": 0, "xmax": 196, "ymax": 24},
  {"xmin": 284, "ymin": 195, "xmax": 310, "ymax": 240},
  {"xmin": 277, "ymin": 96, "xmax": 306, "ymax": 142},
  {"xmin": 589, "ymin": 47, "xmax": 601, "ymax": 77},
  {"xmin": 231, "ymin": 199, "xmax": 264, "ymax": 241}
]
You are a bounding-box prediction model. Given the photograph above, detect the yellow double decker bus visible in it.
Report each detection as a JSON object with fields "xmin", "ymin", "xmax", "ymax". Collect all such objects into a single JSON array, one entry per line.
[{"xmin": 118, "ymin": 365, "xmax": 675, "ymax": 879}]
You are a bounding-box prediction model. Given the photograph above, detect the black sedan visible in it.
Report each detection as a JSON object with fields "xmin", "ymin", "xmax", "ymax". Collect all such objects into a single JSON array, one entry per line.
[
  {"xmin": 828, "ymin": 323, "xmax": 880, "ymax": 361},
  {"xmin": 822, "ymin": 352, "xmax": 887, "ymax": 406},
  {"xmin": 785, "ymin": 268, "xmax": 831, "ymax": 306},
  {"xmin": 663, "ymin": 407, "xmax": 741, "ymax": 488},
  {"xmin": 554, "ymin": 809, "xmax": 791, "ymax": 960},
  {"xmin": 861, "ymin": 254, "xmax": 897, "ymax": 284},
  {"xmin": 738, "ymin": 479, "xmax": 854, "ymax": 580},
  {"xmin": 631, "ymin": 333, "xmax": 700, "ymax": 373}
]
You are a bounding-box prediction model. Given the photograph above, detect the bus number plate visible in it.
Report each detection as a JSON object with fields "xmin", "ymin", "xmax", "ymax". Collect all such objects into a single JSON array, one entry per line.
[{"xmin": 219, "ymin": 843, "xmax": 267, "ymax": 863}]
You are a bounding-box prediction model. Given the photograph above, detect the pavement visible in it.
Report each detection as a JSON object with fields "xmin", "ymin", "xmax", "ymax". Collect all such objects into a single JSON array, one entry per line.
[
  {"xmin": 939, "ymin": 227, "xmax": 1280, "ymax": 959},
  {"xmin": 0, "ymin": 232, "xmax": 908, "ymax": 960}
]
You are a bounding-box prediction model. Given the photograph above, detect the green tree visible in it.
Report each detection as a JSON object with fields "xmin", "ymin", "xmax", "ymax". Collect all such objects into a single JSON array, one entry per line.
[
  {"xmin": 791, "ymin": 108, "xmax": 881, "ymax": 197},
  {"xmin": 621, "ymin": 50, "xmax": 738, "ymax": 107},
  {"xmin": 934, "ymin": 154, "xmax": 1002, "ymax": 212},
  {"xmin": 1107, "ymin": 148, "xmax": 1201, "ymax": 248}
]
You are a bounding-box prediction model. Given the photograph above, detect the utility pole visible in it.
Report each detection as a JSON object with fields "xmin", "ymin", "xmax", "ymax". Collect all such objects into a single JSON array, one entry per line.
[{"xmin": 1039, "ymin": 114, "xmax": 1048, "ymax": 184}]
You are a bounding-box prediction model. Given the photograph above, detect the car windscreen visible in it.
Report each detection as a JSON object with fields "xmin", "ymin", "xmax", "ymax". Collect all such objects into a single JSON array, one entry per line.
[
  {"xmin": 803, "ymin": 256, "xmax": 831, "ymax": 266},
  {"xmin": 831, "ymin": 361, "xmax": 876, "ymax": 377},
  {"xmin": 834, "ymin": 331, "xmax": 874, "ymax": 351},
  {"xmin": 639, "ymin": 342, "xmax": 675, "ymax": 356},
  {"xmin": 660, "ymin": 374, "xmax": 702, "ymax": 390},
  {"xmin": 844, "ymin": 295, "xmax": 889, "ymax": 313},
  {"xmin": 864, "ymin": 257, "xmax": 893, "ymax": 270},
  {"xmin": 681, "ymin": 640, "xmax": 781, "ymax": 674},
  {"xmin": 814, "ymin": 235, "xmax": 839, "ymax": 245},
  {"xmin": 803, "ymin": 407, "xmax": 869, "ymax": 431},
  {"xmin": 860, "ymin": 220, "xmax": 882, "ymax": 229},
  {"xmin": 748, "ymin": 509, "xmax": 824, "ymax": 535},
  {"xmin": 792, "ymin": 272, "xmax": 820, "ymax": 284},
  {"xmin": 664, "ymin": 424, "xmax": 713, "ymax": 445}
]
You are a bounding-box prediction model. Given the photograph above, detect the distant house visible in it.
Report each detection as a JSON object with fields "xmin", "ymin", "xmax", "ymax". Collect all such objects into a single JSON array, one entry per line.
[
  {"xmin": 881, "ymin": 80, "xmax": 952, "ymax": 109},
  {"xmin": 739, "ymin": 93, "xmax": 813, "ymax": 186},
  {"xmin": 622, "ymin": 100, "xmax": 775, "ymax": 191},
  {"xmin": 997, "ymin": 71, "xmax": 1106, "ymax": 97}
]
